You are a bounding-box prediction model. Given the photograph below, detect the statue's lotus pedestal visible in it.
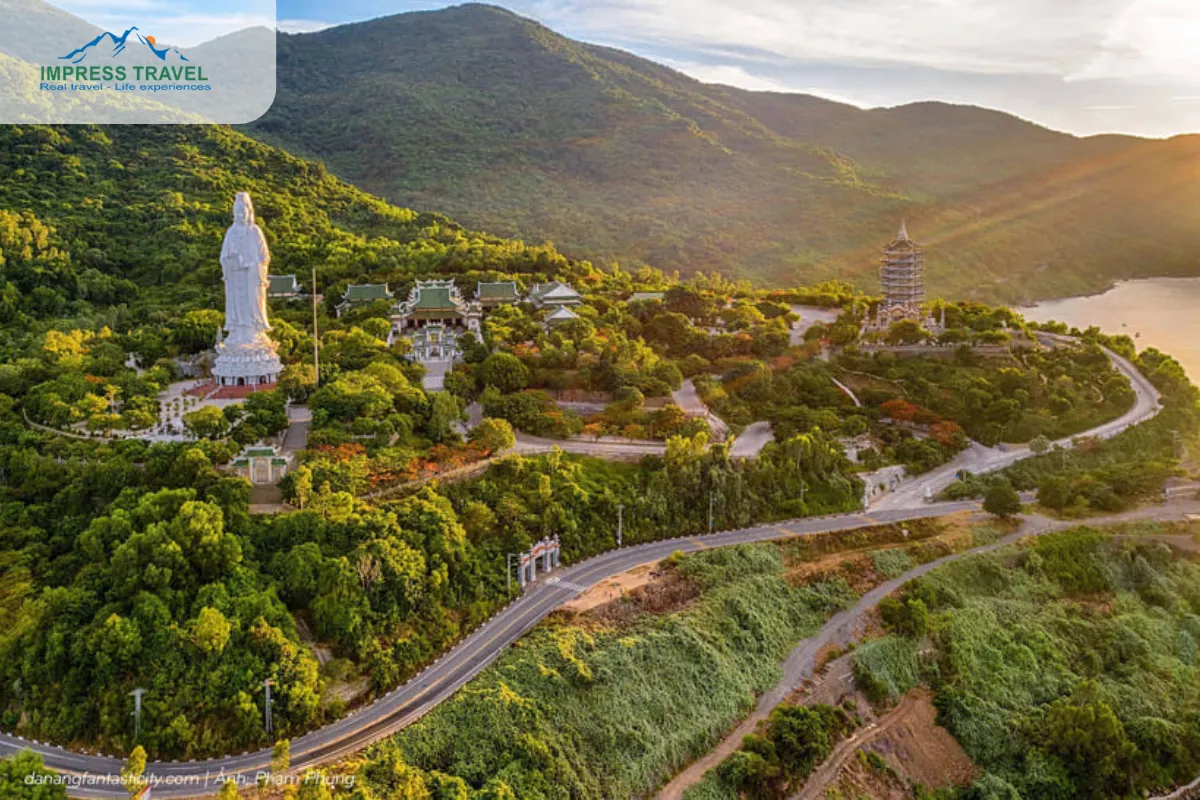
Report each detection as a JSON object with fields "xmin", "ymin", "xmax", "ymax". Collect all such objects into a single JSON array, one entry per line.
[{"xmin": 212, "ymin": 334, "xmax": 282, "ymax": 387}]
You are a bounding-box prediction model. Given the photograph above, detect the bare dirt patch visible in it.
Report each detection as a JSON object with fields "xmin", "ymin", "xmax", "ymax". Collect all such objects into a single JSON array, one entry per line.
[
  {"xmin": 795, "ymin": 689, "xmax": 977, "ymax": 799},
  {"xmin": 791, "ymin": 651, "xmax": 871, "ymax": 721},
  {"xmin": 556, "ymin": 564, "xmax": 700, "ymax": 629},
  {"xmin": 869, "ymin": 689, "xmax": 977, "ymax": 789},
  {"xmin": 780, "ymin": 518, "xmax": 947, "ymax": 565},
  {"xmin": 560, "ymin": 563, "xmax": 660, "ymax": 613}
]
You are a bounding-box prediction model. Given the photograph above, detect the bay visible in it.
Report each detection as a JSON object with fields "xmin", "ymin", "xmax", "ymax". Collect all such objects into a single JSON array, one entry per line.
[{"xmin": 1019, "ymin": 277, "xmax": 1200, "ymax": 382}]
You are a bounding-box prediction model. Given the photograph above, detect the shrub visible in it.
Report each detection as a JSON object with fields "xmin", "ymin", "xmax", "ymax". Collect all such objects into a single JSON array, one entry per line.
[{"xmin": 852, "ymin": 636, "xmax": 920, "ymax": 704}]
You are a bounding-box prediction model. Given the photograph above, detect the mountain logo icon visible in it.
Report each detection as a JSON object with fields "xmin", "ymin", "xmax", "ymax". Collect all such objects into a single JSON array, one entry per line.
[{"xmin": 60, "ymin": 26, "xmax": 189, "ymax": 64}]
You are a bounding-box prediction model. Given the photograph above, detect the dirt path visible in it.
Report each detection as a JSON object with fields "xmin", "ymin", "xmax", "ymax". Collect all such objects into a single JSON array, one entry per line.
[
  {"xmin": 654, "ymin": 500, "xmax": 1200, "ymax": 800},
  {"xmin": 793, "ymin": 690, "xmax": 975, "ymax": 800},
  {"xmin": 793, "ymin": 701, "xmax": 907, "ymax": 800}
]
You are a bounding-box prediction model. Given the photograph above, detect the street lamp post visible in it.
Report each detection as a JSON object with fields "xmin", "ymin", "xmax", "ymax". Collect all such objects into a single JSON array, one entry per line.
[
  {"xmin": 129, "ymin": 688, "xmax": 147, "ymax": 742},
  {"xmin": 616, "ymin": 503, "xmax": 624, "ymax": 547},
  {"xmin": 263, "ymin": 679, "xmax": 275, "ymax": 735},
  {"xmin": 708, "ymin": 492, "xmax": 714, "ymax": 533},
  {"xmin": 311, "ymin": 267, "xmax": 320, "ymax": 388}
]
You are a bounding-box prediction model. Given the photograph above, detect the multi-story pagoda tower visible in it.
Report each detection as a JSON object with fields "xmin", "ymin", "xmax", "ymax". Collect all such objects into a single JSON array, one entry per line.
[{"xmin": 879, "ymin": 220, "xmax": 926, "ymax": 314}]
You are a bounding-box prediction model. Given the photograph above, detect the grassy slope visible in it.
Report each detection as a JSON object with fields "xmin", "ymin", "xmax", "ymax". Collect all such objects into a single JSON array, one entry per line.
[
  {"xmin": 247, "ymin": 4, "xmax": 1200, "ymax": 303},
  {"xmin": 360, "ymin": 545, "xmax": 855, "ymax": 799},
  {"xmin": 836, "ymin": 523, "xmax": 1200, "ymax": 799},
  {"xmin": 920, "ymin": 526, "xmax": 1200, "ymax": 797},
  {"xmin": 354, "ymin": 519, "xmax": 980, "ymax": 799}
]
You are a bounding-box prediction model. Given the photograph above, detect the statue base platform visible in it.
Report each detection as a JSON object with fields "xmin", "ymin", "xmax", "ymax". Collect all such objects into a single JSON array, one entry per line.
[{"xmin": 212, "ymin": 339, "xmax": 283, "ymax": 388}]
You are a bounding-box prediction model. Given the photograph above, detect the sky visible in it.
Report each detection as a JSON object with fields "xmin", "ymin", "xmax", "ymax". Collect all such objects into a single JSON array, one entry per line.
[
  {"xmin": 47, "ymin": 0, "xmax": 1200, "ymax": 137},
  {"xmin": 49, "ymin": 0, "xmax": 277, "ymax": 49}
]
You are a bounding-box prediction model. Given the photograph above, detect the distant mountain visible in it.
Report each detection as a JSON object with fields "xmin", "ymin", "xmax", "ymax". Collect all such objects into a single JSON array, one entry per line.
[
  {"xmin": 0, "ymin": 0, "xmax": 99, "ymax": 63},
  {"xmin": 247, "ymin": 3, "xmax": 1200, "ymax": 302}
]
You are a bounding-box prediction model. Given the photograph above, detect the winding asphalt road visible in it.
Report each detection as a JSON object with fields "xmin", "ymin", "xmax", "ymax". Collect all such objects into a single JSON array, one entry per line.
[
  {"xmin": 1, "ymin": 340, "xmax": 1168, "ymax": 796},
  {"xmin": 1, "ymin": 502, "xmax": 996, "ymax": 797},
  {"xmin": 873, "ymin": 344, "xmax": 1162, "ymax": 510}
]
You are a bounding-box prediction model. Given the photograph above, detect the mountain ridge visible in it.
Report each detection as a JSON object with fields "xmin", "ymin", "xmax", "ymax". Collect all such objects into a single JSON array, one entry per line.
[
  {"xmin": 1, "ymin": 0, "xmax": 1196, "ymax": 301},
  {"xmin": 246, "ymin": 2, "xmax": 1200, "ymax": 303}
]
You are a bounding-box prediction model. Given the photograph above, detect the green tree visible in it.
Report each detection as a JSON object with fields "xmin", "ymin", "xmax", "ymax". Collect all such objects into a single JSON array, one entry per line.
[
  {"xmin": 425, "ymin": 392, "xmax": 461, "ymax": 443},
  {"xmin": 311, "ymin": 373, "xmax": 393, "ymax": 421},
  {"xmin": 184, "ymin": 405, "xmax": 230, "ymax": 440},
  {"xmin": 476, "ymin": 353, "xmax": 530, "ymax": 394},
  {"xmin": 983, "ymin": 483, "xmax": 1022, "ymax": 519},
  {"xmin": 121, "ymin": 746, "xmax": 147, "ymax": 795},
  {"xmin": 767, "ymin": 705, "xmax": 831, "ymax": 778},
  {"xmin": 1037, "ymin": 476, "xmax": 1073, "ymax": 510},
  {"xmin": 189, "ymin": 607, "xmax": 232, "ymax": 655},
  {"xmin": 292, "ymin": 465, "xmax": 313, "ymax": 510},
  {"xmin": 1038, "ymin": 688, "xmax": 1137, "ymax": 798},
  {"xmin": 271, "ymin": 739, "xmax": 291, "ymax": 777},
  {"xmin": 716, "ymin": 749, "xmax": 773, "ymax": 794},
  {"xmin": 279, "ymin": 363, "xmax": 317, "ymax": 403},
  {"xmin": 242, "ymin": 391, "xmax": 289, "ymax": 436},
  {"xmin": 469, "ymin": 418, "xmax": 516, "ymax": 454},
  {"xmin": 1030, "ymin": 434, "xmax": 1052, "ymax": 455},
  {"xmin": 966, "ymin": 774, "xmax": 1023, "ymax": 800},
  {"xmin": 885, "ymin": 319, "xmax": 930, "ymax": 345},
  {"xmin": 0, "ymin": 751, "xmax": 68, "ymax": 800},
  {"xmin": 475, "ymin": 780, "xmax": 517, "ymax": 800},
  {"xmin": 171, "ymin": 310, "xmax": 223, "ymax": 355}
]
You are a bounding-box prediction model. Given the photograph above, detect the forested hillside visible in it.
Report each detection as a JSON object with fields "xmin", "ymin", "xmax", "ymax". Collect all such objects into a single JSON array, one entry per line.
[
  {"xmin": 0, "ymin": 123, "xmax": 584, "ymax": 341},
  {"xmin": 248, "ymin": 3, "xmax": 1200, "ymax": 303},
  {"xmin": 0, "ymin": 122, "xmax": 870, "ymax": 758}
]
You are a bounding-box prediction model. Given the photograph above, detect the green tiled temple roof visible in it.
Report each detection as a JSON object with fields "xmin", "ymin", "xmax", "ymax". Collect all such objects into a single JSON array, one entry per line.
[
  {"xmin": 269, "ymin": 275, "xmax": 300, "ymax": 295},
  {"xmin": 412, "ymin": 285, "xmax": 457, "ymax": 310},
  {"xmin": 477, "ymin": 282, "xmax": 519, "ymax": 301},
  {"xmin": 343, "ymin": 284, "xmax": 392, "ymax": 301}
]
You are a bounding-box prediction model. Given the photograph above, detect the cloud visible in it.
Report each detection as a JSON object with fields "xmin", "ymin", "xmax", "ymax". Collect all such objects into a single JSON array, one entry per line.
[
  {"xmin": 661, "ymin": 57, "xmax": 868, "ymax": 106},
  {"xmin": 1067, "ymin": 0, "xmax": 1200, "ymax": 82},
  {"xmin": 52, "ymin": 0, "xmax": 160, "ymax": 8},
  {"xmin": 660, "ymin": 60, "xmax": 790, "ymax": 92},
  {"xmin": 277, "ymin": 18, "xmax": 334, "ymax": 33},
  {"xmin": 529, "ymin": 0, "xmax": 1200, "ymax": 82}
]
